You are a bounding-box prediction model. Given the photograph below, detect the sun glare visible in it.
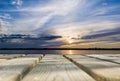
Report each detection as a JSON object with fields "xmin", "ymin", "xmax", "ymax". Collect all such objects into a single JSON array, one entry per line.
[
  {"xmin": 69, "ymin": 40, "xmax": 73, "ymax": 44},
  {"xmin": 69, "ymin": 50, "xmax": 73, "ymax": 54}
]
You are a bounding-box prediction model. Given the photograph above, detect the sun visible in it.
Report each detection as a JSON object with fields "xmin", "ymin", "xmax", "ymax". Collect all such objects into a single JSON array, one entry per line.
[{"xmin": 69, "ymin": 40, "xmax": 73, "ymax": 44}]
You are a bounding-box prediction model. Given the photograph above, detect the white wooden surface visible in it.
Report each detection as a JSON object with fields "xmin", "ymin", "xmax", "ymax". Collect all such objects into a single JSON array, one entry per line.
[
  {"xmin": 22, "ymin": 55, "xmax": 95, "ymax": 81},
  {"xmin": 0, "ymin": 54, "xmax": 23, "ymax": 59},
  {"xmin": 0, "ymin": 57, "xmax": 41, "ymax": 81},
  {"xmin": 86, "ymin": 54, "xmax": 120, "ymax": 64},
  {"xmin": 0, "ymin": 59, "xmax": 7, "ymax": 62},
  {"xmin": 22, "ymin": 54, "xmax": 43, "ymax": 62},
  {"xmin": 103, "ymin": 54, "xmax": 120, "ymax": 57},
  {"xmin": 66, "ymin": 55, "xmax": 120, "ymax": 81}
]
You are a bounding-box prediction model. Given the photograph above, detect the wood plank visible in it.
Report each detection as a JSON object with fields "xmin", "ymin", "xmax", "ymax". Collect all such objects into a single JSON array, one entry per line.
[
  {"xmin": 86, "ymin": 55, "xmax": 120, "ymax": 64},
  {"xmin": 103, "ymin": 54, "xmax": 120, "ymax": 57},
  {"xmin": 25, "ymin": 54, "xmax": 43, "ymax": 57},
  {"xmin": 22, "ymin": 54, "xmax": 43, "ymax": 62},
  {"xmin": 0, "ymin": 57, "xmax": 41, "ymax": 81},
  {"xmin": 21, "ymin": 55, "xmax": 95, "ymax": 81},
  {"xmin": 0, "ymin": 54, "xmax": 24, "ymax": 59},
  {"xmin": 65, "ymin": 55, "xmax": 120, "ymax": 81},
  {"xmin": 0, "ymin": 59, "xmax": 7, "ymax": 62},
  {"xmin": 41, "ymin": 55, "xmax": 67, "ymax": 62},
  {"xmin": 44, "ymin": 54, "xmax": 65, "ymax": 58}
]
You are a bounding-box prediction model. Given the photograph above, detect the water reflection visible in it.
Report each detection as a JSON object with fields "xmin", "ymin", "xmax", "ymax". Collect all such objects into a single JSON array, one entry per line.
[
  {"xmin": 0, "ymin": 50, "xmax": 120, "ymax": 54},
  {"xmin": 68, "ymin": 50, "xmax": 73, "ymax": 55}
]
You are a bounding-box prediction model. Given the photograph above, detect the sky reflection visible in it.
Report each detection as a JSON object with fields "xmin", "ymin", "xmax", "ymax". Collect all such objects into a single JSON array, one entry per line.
[
  {"xmin": 0, "ymin": 50, "xmax": 120, "ymax": 54},
  {"xmin": 68, "ymin": 50, "xmax": 73, "ymax": 55}
]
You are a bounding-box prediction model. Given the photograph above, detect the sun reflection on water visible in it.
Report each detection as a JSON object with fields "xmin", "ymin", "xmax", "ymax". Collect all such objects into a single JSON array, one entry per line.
[{"xmin": 68, "ymin": 50, "xmax": 73, "ymax": 55}]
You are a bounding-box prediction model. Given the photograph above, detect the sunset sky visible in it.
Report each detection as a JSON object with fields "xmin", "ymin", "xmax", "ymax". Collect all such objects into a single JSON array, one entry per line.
[{"xmin": 0, "ymin": 0, "xmax": 120, "ymax": 48}]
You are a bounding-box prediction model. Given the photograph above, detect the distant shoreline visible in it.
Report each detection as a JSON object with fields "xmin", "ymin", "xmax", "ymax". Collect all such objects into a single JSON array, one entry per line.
[{"xmin": 0, "ymin": 48, "xmax": 120, "ymax": 50}]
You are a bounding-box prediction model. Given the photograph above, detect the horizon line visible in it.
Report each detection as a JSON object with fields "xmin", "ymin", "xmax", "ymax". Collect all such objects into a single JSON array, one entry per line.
[{"xmin": 0, "ymin": 48, "xmax": 120, "ymax": 50}]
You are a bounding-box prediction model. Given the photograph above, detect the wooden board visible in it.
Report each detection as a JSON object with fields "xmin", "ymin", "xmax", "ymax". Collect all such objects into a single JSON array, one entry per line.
[
  {"xmin": 0, "ymin": 59, "xmax": 7, "ymax": 62},
  {"xmin": 41, "ymin": 55, "xmax": 68, "ymax": 62},
  {"xmin": 25, "ymin": 54, "xmax": 44, "ymax": 57},
  {"xmin": 0, "ymin": 54, "xmax": 24, "ymax": 59},
  {"xmin": 66, "ymin": 55, "xmax": 120, "ymax": 81},
  {"xmin": 86, "ymin": 55, "xmax": 120, "ymax": 64},
  {"xmin": 21, "ymin": 54, "xmax": 43, "ymax": 62},
  {"xmin": 21, "ymin": 55, "xmax": 95, "ymax": 81},
  {"xmin": 103, "ymin": 54, "xmax": 120, "ymax": 57},
  {"xmin": 0, "ymin": 57, "xmax": 41, "ymax": 81}
]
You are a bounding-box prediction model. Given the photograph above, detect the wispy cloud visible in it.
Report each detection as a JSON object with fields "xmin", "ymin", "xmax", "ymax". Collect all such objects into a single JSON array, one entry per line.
[
  {"xmin": 0, "ymin": 19, "xmax": 10, "ymax": 34},
  {"xmin": 2, "ymin": 0, "xmax": 120, "ymax": 34},
  {"xmin": 0, "ymin": 14, "xmax": 11, "ymax": 19},
  {"xmin": 0, "ymin": 34, "xmax": 63, "ymax": 48},
  {"xmin": 0, "ymin": 13, "xmax": 12, "ymax": 34},
  {"xmin": 11, "ymin": 0, "xmax": 23, "ymax": 8},
  {"xmin": 81, "ymin": 27, "xmax": 120, "ymax": 39},
  {"xmin": 8, "ymin": 0, "xmax": 81, "ymax": 33},
  {"xmin": 0, "ymin": 0, "xmax": 120, "ymax": 48}
]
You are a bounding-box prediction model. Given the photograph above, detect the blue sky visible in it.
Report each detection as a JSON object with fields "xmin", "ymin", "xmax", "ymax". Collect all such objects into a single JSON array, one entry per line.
[{"xmin": 0, "ymin": 0, "xmax": 120, "ymax": 48}]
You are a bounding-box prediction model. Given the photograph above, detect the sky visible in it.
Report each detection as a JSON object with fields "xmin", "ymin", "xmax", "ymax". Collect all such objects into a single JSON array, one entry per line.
[{"xmin": 0, "ymin": 0, "xmax": 120, "ymax": 48}]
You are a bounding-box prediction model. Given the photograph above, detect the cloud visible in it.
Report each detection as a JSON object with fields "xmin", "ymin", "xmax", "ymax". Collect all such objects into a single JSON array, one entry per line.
[
  {"xmin": 2, "ymin": 0, "xmax": 120, "ymax": 35},
  {"xmin": 0, "ymin": 35, "xmax": 63, "ymax": 48},
  {"xmin": 11, "ymin": 0, "xmax": 23, "ymax": 8},
  {"xmin": 81, "ymin": 27, "xmax": 120, "ymax": 39},
  {"xmin": 94, "ymin": 6, "xmax": 120, "ymax": 16},
  {"xmin": 8, "ymin": 0, "xmax": 81, "ymax": 34},
  {"xmin": 0, "ymin": 34, "xmax": 62, "ymax": 42},
  {"xmin": 39, "ymin": 35, "xmax": 62, "ymax": 40},
  {"xmin": 0, "ymin": 19, "xmax": 10, "ymax": 34},
  {"xmin": 0, "ymin": 0, "xmax": 120, "ymax": 48},
  {"xmin": 0, "ymin": 14, "xmax": 12, "ymax": 34},
  {"xmin": 49, "ymin": 20, "xmax": 120, "ymax": 38},
  {"xmin": 19, "ymin": 0, "xmax": 80, "ymax": 14},
  {"xmin": 11, "ymin": 13, "xmax": 54, "ymax": 33},
  {"xmin": 11, "ymin": 0, "xmax": 23, "ymax": 5},
  {"xmin": 0, "ymin": 14, "xmax": 11, "ymax": 19}
]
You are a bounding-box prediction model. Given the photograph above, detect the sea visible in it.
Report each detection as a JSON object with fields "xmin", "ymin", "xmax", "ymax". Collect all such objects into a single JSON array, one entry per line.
[{"xmin": 0, "ymin": 50, "xmax": 120, "ymax": 54}]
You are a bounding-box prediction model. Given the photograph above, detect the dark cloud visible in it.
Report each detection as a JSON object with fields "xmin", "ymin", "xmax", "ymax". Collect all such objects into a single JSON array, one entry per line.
[
  {"xmin": 0, "ymin": 39, "xmax": 64, "ymax": 48},
  {"xmin": 0, "ymin": 34, "xmax": 63, "ymax": 48},
  {"xmin": 0, "ymin": 34, "xmax": 62, "ymax": 42},
  {"xmin": 39, "ymin": 35, "xmax": 62, "ymax": 40},
  {"xmin": 81, "ymin": 27, "xmax": 120, "ymax": 39}
]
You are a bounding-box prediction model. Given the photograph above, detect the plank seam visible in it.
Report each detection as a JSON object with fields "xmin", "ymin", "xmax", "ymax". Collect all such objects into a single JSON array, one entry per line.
[
  {"xmin": 83, "ymin": 55, "xmax": 120, "ymax": 65},
  {"xmin": 19, "ymin": 56, "xmax": 43, "ymax": 81},
  {"xmin": 63, "ymin": 55, "xmax": 111, "ymax": 81}
]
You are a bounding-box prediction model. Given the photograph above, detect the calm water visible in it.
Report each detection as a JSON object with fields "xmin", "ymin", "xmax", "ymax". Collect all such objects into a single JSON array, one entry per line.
[{"xmin": 0, "ymin": 50, "xmax": 120, "ymax": 54}]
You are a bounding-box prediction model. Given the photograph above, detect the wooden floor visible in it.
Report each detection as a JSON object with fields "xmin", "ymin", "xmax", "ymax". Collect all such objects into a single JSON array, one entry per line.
[{"xmin": 0, "ymin": 54, "xmax": 120, "ymax": 81}]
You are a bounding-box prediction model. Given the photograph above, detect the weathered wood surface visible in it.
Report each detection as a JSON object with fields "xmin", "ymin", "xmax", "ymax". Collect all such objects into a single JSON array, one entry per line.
[
  {"xmin": 41, "ymin": 54, "xmax": 67, "ymax": 62},
  {"xmin": 103, "ymin": 54, "xmax": 120, "ymax": 57},
  {"xmin": 24, "ymin": 54, "xmax": 43, "ymax": 57},
  {"xmin": 65, "ymin": 55, "xmax": 120, "ymax": 81},
  {"xmin": 86, "ymin": 54, "xmax": 120, "ymax": 64},
  {"xmin": 0, "ymin": 59, "xmax": 7, "ymax": 62},
  {"xmin": 0, "ymin": 57, "xmax": 41, "ymax": 81},
  {"xmin": 0, "ymin": 54, "xmax": 120, "ymax": 81},
  {"xmin": 0, "ymin": 54, "xmax": 24, "ymax": 59},
  {"xmin": 21, "ymin": 55, "xmax": 95, "ymax": 81},
  {"xmin": 21, "ymin": 54, "xmax": 43, "ymax": 62}
]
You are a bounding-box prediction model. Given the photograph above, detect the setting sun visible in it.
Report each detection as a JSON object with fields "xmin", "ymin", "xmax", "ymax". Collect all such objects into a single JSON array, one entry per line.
[{"xmin": 69, "ymin": 40, "xmax": 73, "ymax": 44}]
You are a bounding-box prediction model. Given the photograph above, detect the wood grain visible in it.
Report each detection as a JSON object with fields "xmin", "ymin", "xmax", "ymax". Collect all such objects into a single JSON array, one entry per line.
[
  {"xmin": 103, "ymin": 54, "xmax": 120, "ymax": 57},
  {"xmin": 0, "ymin": 54, "xmax": 24, "ymax": 59},
  {"xmin": 66, "ymin": 55, "xmax": 120, "ymax": 81},
  {"xmin": 86, "ymin": 54, "xmax": 120, "ymax": 64},
  {"xmin": 0, "ymin": 59, "xmax": 7, "ymax": 62},
  {"xmin": 21, "ymin": 55, "xmax": 95, "ymax": 81},
  {"xmin": 0, "ymin": 57, "xmax": 41, "ymax": 81}
]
